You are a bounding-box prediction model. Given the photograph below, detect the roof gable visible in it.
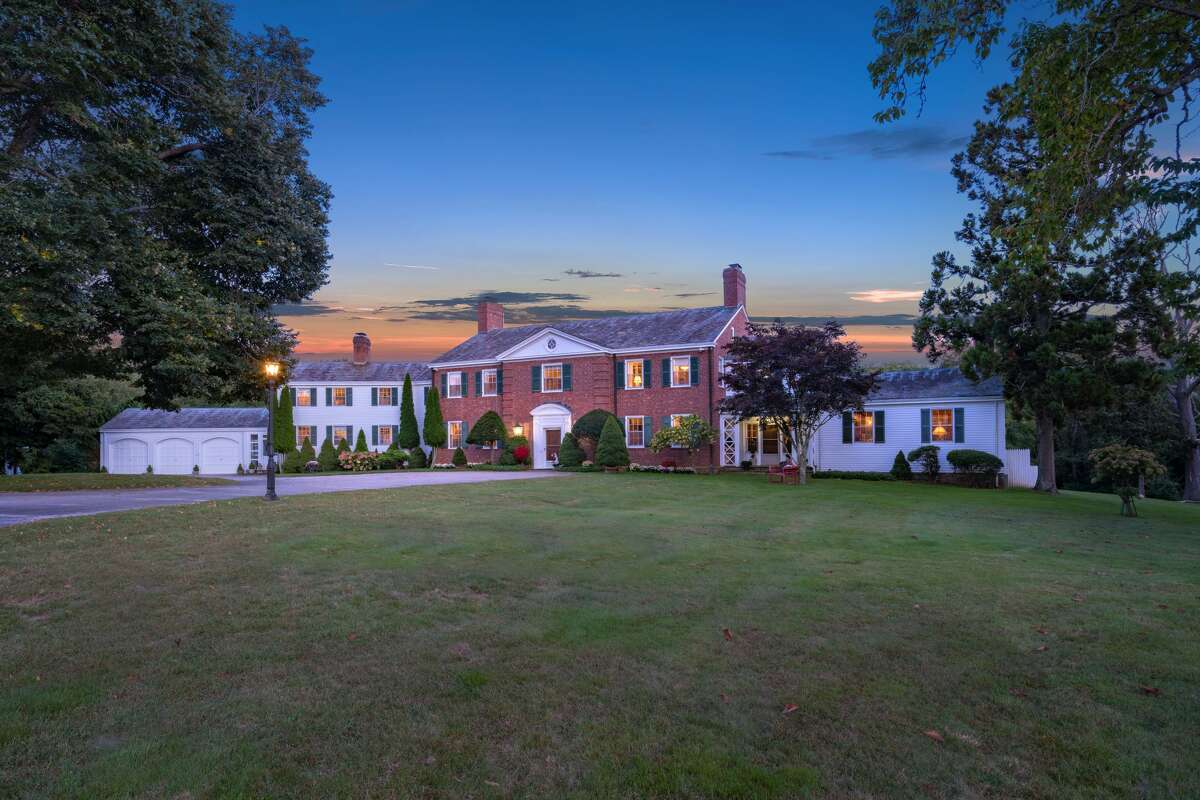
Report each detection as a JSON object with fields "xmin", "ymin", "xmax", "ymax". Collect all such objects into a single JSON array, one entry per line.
[
  {"xmin": 495, "ymin": 328, "xmax": 606, "ymax": 361},
  {"xmin": 869, "ymin": 368, "xmax": 1003, "ymax": 402},
  {"xmin": 101, "ymin": 407, "xmax": 268, "ymax": 431}
]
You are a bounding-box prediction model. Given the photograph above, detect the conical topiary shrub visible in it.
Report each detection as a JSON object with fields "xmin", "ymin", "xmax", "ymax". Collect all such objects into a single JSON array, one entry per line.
[
  {"xmin": 594, "ymin": 415, "xmax": 630, "ymax": 468},
  {"xmin": 452, "ymin": 446, "xmax": 467, "ymax": 467},
  {"xmin": 890, "ymin": 449, "xmax": 913, "ymax": 480},
  {"xmin": 557, "ymin": 432, "xmax": 584, "ymax": 467},
  {"xmin": 354, "ymin": 429, "xmax": 369, "ymax": 453},
  {"xmin": 318, "ymin": 437, "xmax": 339, "ymax": 471}
]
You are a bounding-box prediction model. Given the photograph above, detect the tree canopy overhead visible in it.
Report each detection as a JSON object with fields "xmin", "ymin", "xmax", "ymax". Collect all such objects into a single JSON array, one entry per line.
[{"xmin": 1, "ymin": 1, "xmax": 332, "ymax": 412}]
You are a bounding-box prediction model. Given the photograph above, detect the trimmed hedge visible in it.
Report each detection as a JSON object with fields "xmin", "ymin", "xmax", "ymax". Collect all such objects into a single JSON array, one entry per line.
[{"xmin": 812, "ymin": 471, "xmax": 896, "ymax": 481}]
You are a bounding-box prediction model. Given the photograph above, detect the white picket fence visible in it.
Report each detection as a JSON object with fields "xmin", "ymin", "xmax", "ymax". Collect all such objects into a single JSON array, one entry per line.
[{"xmin": 1005, "ymin": 449, "xmax": 1039, "ymax": 488}]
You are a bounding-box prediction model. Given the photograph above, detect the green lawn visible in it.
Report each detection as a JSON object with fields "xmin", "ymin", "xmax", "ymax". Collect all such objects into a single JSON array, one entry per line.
[
  {"xmin": 1, "ymin": 475, "xmax": 1196, "ymax": 799},
  {"xmin": 0, "ymin": 473, "xmax": 237, "ymax": 492}
]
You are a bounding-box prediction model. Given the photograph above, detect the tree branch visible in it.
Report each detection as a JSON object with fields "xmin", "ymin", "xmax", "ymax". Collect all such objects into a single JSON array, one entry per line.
[{"xmin": 156, "ymin": 141, "xmax": 213, "ymax": 161}]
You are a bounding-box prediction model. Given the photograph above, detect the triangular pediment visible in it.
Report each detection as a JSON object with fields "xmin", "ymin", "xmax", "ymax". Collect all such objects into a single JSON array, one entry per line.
[{"xmin": 496, "ymin": 328, "xmax": 606, "ymax": 360}]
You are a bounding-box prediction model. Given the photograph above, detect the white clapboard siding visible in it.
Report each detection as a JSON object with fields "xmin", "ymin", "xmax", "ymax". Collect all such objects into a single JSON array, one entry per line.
[
  {"xmin": 1005, "ymin": 449, "xmax": 1039, "ymax": 488},
  {"xmin": 811, "ymin": 399, "xmax": 1006, "ymax": 473},
  {"xmin": 290, "ymin": 380, "xmax": 431, "ymax": 451}
]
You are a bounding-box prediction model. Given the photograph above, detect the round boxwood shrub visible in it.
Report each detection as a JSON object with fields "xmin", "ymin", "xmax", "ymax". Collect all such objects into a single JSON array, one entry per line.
[
  {"xmin": 891, "ymin": 449, "xmax": 913, "ymax": 480},
  {"xmin": 557, "ymin": 432, "xmax": 584, "ymax": 467},
  {"xmin": 408, "ymin": 446, "xmax": 428, "ymax": 468},
  {"xmin": 452, "ymin": 446, "xmax": 468, "ymax": 467},
  {"xmin": 498, "ymin": 449, "xmax": 518, "ymax": 466},
  {"xmin": 595, "ymin": 415, "xmax": 630, "ymax": 468},
  {"xmin": 947, "ymin": 448, "xmax": 1003, "ymax": 474},
  {"xmin": 907, "ymin": 445, "xmax": 941, "ymax": 481}
]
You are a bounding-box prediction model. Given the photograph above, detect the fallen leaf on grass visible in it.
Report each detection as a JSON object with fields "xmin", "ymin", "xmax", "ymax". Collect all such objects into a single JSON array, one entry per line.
[
  {"xmin": 1008, "ymin": 688, "xmax": 1028, "ymax": 699},
  {"xmin": 1034, "ymin": 645, "xmax": 1048, "ymax": 652},
  {"xmin": 1156, "ymin": 603, "xmax": 1169, "ymax": 609},
  {"xmin": 719, "ymin": 693, "xmax": 730, "ymax": 703},
  {"xmin": 923, "ymin": 730, "xmax": 944, "ymax": 743},
  {"xmin": 1036, "ymin": 627, "xmax": 1048, "ymax": 635},
  {"xmin": 782, "ymin": 704, "xmax": 799, "ymax": 715},
  {"xmin": 347, "ymin": 632, "xmax": 357, "ymax": 641},
  {"xmin": 722, "ymin": 627, "xmax": 734, "ymax": 641},
  {"xmin": 1139, "ymin": 685, "xmax": 1162, "ymax": 696}
]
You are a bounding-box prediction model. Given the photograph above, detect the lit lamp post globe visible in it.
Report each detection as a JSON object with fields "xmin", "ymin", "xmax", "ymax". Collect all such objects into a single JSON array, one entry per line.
[{"xmin": 264, "ymin": 361, "xmax": 280, "ymax": 501}]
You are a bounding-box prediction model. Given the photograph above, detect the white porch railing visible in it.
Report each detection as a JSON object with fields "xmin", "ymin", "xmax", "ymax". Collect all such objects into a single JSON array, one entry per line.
[{"xmin": 1005, "ymin": 449, "xmax": 1039, "ymax": 488}]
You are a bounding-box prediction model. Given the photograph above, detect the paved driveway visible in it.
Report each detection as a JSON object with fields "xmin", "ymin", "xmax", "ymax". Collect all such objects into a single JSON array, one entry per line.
[{"xmin": 0, "ymin": 470, "xmax": 568, "ymax": 527}]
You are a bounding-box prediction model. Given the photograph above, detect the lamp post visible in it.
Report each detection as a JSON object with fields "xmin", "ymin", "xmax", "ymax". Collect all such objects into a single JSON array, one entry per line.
[{"xmin": 264, "ymin": 361, "xmax": 280, "ymax": 501}]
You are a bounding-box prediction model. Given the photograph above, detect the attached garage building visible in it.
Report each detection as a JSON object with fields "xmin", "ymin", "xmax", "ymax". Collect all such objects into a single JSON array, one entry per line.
[{"xmin": 100, "ymin": 408, "xmax": 269, "ymax": 475}]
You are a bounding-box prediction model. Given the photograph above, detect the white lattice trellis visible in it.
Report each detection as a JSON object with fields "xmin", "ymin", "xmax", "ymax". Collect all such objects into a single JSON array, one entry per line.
[{"xmin": 721, "ymin": 416, "xmax": 738, "ymax": 467}]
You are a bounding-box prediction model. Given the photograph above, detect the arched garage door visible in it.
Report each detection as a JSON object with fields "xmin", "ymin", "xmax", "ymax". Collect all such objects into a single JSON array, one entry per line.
[
  {"xmin": 111, "ymin": 438, "xmax": 149, "ymax": 474},
  {"xmin": 156, "ymin": 438, "xmax": 194, "ymax": 474},
  {"xmin": 200, "ymin": 437, "xmax": 240, "ymax": 474}
]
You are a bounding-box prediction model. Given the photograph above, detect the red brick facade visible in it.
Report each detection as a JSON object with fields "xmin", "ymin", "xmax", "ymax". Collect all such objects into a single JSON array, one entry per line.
[{"xmin": 431, "ymin": 308, "xmax": 748, "ymax": 467}]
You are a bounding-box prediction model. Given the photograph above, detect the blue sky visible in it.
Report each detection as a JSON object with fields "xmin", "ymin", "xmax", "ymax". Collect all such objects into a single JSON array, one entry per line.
[{"xmin": 230, "ymin": 0, "xmax": 1012, "ymax": 359}]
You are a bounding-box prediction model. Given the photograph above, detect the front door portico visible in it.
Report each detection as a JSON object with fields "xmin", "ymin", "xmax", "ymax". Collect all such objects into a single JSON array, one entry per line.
[{"xmin": 531, "ymin": 403, "xmax": 572, "ymax": 469}]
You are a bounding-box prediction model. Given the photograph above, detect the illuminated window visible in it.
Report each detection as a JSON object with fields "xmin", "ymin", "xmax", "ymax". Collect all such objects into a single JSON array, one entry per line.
[
  {"xmin": 332, "ymin": 387, "xmax": 348, "ymax": 406},
  {"xmin": 542, "ymin": 363, "xmax": 563, "ymax": 392},
  {"xmin": 669, "ymin": 414, "xmax": 687, "ymax": 447},
  {"xmin": 482, "ymin": 368, "xmax": 498, "ymax": 396},
  {"xmin": 296, "ymin": 425, "xmax": 314, "ymax": 447},
  {"xmin": 378, "ymin": 425, "xmax": 393, "ymax": 446},
  {"xmin": 625, "ymin": 416, "xmax": 644, "ymax": 448},
  {"xmin": 447, "ymin": 421, "xmax": 463, "ymax": 448},
  {"xmin": 377, "ymin": 387, "xmax": 393, "ymax": 406},
  {"xmin": 333, "ymin": 426, "xmax": 350, "ymax": 445},
  {"xmin": 624, "ymin": 360, "xmax": 644, "ymax": 389},
  {"xmin": 295, "ymin": 389, "xmax": 313, "ymax": 407},
  {"xmin": 853, "ymin": 411, "xmax": 875, "ymax": 443},
  {"xmin": 930, "ymin": 408, "xmax": 954, "ymax": 442},
  {"xmin": 670, "ymin": 356, "xmax": 691, "ymax": 387},
  {"xmin": 447, "ymin": 372, "xmax": 463, "ymax": 398}
]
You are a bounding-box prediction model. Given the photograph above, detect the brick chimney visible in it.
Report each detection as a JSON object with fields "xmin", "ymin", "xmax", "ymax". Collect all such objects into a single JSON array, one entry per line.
[
  {"xmin": 352, "ymin": 332, "xmax": 371, "ymax": 365},
  {"xmin": 723, "ymin": 263, "xmax": 746, "ymax": 309},
  {"xmin": 478, "ymin": 301, "xmax": 504, "ymax": 333}
]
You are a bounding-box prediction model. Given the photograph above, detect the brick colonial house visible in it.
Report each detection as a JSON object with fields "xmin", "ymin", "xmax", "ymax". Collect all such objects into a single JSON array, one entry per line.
[{"xmin": 427, "ymin": 264, "xmax": 750, "ymax": 468}]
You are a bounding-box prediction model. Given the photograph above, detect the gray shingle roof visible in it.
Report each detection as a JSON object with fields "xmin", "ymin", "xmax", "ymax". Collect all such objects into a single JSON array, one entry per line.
[
  {"xmin": 101, "ymin": 407, "xmax": 268, "ymax": 431},
  {"xmin": 432, "ymin": 305, "xmax": 740, "ymax": 364},
  {"xmin": 869, "ymin": 368, "xmax": 1003, "ymax": 401},
  {"xmin": 289, "ymin": 360, "xmax": 431, "ymax": 382}
]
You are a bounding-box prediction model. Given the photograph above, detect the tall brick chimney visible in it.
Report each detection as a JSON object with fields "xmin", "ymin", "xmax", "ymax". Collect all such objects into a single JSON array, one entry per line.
[
  {"xmin": 352, "ymin": 332, "xmax": 371, "ymax": 365},
  {"xmin": 723, "ymin": 263, "xmax": 746, "ymax": 309},
  {"xmin": 478, "ymin": 301, "xmax": 504, "ymax": 333}
]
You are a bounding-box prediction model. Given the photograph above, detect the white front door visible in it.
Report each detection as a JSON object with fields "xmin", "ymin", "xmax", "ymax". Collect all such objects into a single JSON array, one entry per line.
[{"xmin": 531, "ymin": 404, "xmax": 572, "ymax": 469}]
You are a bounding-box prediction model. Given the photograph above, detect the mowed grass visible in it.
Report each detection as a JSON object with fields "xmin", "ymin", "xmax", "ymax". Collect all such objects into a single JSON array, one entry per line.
[
  {"xmin": 1, "ymin": 475, "xmax": 1197, "ymax": 799},
  {"xmin": 0, "ymin": 473, "xmax": 236, "ymax": 492}
]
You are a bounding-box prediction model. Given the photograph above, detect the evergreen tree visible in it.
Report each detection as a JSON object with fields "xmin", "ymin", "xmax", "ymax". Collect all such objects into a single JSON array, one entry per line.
[
  {"xmin": 452, "ymin": 447, "xmax": 467, "ymax": 467},
  {"xmin": 299, "ymin": 436, "xmax": 316, "ymax": 464},
  {"xmin": 891, "ymin": 449, "xmax": 913, "ymax": 480},
  {"xmin": 398, "ymin": 374, "xmax": 421, "ymax": 448},
  {"xmin": 337, "ymin": 436, "xmax": 350, "ymax": 454},
  {"xmin": 317, "ymin": 437, "xmax": 338, "ymax": 471},
  {"xmin": 557, "ymin": 433, "xmax": 585, "ymax": 467},
  {"xmin": 354, "ymin": 428, "xmax": 369, "ymax": 453},
  {"xmin": 273, "ymin": 386, "xmax": 294, "ymax": 453},
  {"xmin": 423, "ymin": 385, "xmax": 446, "ymax": 462},
  {"xmin": 595, "ymin": 416, "xmax": 630, "ymax": 468},
  {"xmin": 408, "ymin": 446, "xmax": 427, "ymax": 468}
]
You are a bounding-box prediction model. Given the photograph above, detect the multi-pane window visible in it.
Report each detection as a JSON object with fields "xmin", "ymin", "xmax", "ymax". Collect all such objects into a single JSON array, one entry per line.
[
  {"xmin": 930, "ymin": 408, "xmax": 954, "ymax": 442},
  {"xmin": 624, "ymin": 360, "xmax": 644, "ymax": 389},
  {"xmin": 333, "ymin": 426, "xmax": 350, "ymax": 445},
  {"xmin": 250, "ymin": 434, "xmax": 260, "ymax": 464},
  {"xmin": 332, "ymin": 387, "xmax": 348, "ymax": 406},
  {"xmin": 542, "ymin": 364, "xmax": 563, "ymax": 392},
  {"xmin": 626, "ymin": 416, "xmax": 644, "ymax": 448},
  {"xmin": 669, "ymin": 414, "xmax": 687, "ymax": 447},
  {"xmin": 853, "ymin": 412, "xmax": 875, "ymax": 443},
  {"xmin": 296, "ymin": 425, "xmax": 314, "ymax": 448},
  {"xmin": 447, "ymin": 421, "xmax": 463, "ymax": 448},
  {"xmin": 377, "ymin": 387, "xmax": 393, "ymax": 406},
  {"xmin": 482, "ymin": 368, "xmax": 498, "ymax": 396},
  {"xmin": 670, "ymin": 356, "xmax": 691, "ymax": 387},
  {"xmin": 295, "ymin": 389, "xmax": 313, "ymax": 407},
  {"xmin": 447, "ymin": 372, "xmax": 463, "ymax": 398},
  {"xmin": 378, "ymin": 425, "xmax": 393, "ymax": 446}
]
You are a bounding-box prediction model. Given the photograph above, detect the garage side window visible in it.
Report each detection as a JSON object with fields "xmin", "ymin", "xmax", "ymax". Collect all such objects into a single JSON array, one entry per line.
[{"xmin": 250, "ymin": 434, "xmax": 260, "ymax": 465}]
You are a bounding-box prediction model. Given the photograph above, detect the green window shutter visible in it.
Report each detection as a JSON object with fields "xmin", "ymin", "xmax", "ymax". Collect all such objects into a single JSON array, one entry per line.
[
  {"xmin": 690, "ymin": 356, "xmax": 700, "ymax": 386},
  {"xmin": 643, "ymin": 358, "xmax": 652, "ymax": 388},
  {"xmin": 874, "ymin": 410, "xmax": 885, "ymax": 443},
  {"xmin": 372, "ymin": 425, "xmax": 378, "ymax": 445},
  {"xmin": 531, "ymin": 365, "xmax": 542, "ymax": 393},
  {"xmin": 326, "ymin": 387, "xmax": 332, "ymax": 406},
  {"xmin": 645, "ymin": 415, "xmax": 653, "ymax": 435},
  {"xmin": 842, "ymin": 411, "xmax": 852, "ymax": 443},
  {"xmin": 371, "ymin": 387, "xmax": 378, "ymax": 406},
  {"xmin": 920, "ymin": 409, "xmax": 931, "ymax": 443},
  {"xmin": 662, "ymin": 358, "xmax": 671, "ymax": 387},
  {"xmin": 347, "ymin": 425, "xmax": 353, "ymax": 443},
  {"xmin": 392, "ymin": 425, "xmax": 398, "ymax": 440},
  {"xmin": 475, "ymin": 371, "xmax": 482, "ymax": 396},
  {"xmin": 562, "ymin": 363, "xmax": 573, "ymax": 391},
  {"xmin": 954, "ymin": 408, "xmax": 965, "ymax": 442},
  {"xmin": 460, "ymin": 371, "xmax": 468, "ymax": 397},
  {"xmin": 308, "ymin": 388, "xmax": 316, "ymax": 406},
  {"xmin": 392, "ymin": 386, "xmax": 399, "ymax": 406},
  {"xmin": 497, "ymin": 367, "xmax": 504, "ymax": 395},
  {"xmin": 346, "ymin": 387, "xmax": 353, "ymax": 406},
  {"xmin": 325, "ymin": 425, "xmax": 332, "ymax": 444},
  {"xmin": 440, "ymin": 372, "xmax": 447, "ymax": 398},
  {"xmin": 661, "ymin": 415, "xmax": 671, "ymax": 432},
  {"xmin": 614, "ymin": 359, "xmax": 623, "ymax": 388},
  {"xmin": 289, "ymin": 388, "xmax": 296, "ymax": 404}
]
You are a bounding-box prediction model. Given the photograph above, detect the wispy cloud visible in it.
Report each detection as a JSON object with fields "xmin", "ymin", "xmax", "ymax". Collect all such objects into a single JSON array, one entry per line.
[
  {"xmin": 848, "ymin": 289, "xmax": 925, "ymax": 303},
  {"xmin": 385, "ymin": 263, "xmax": 441, "ymax": 271},
  {"xmin": 750, "ymin": 313, "xmax": 918, "ymax": 326},
  {"xmin": 623, "ymin": 285, "xmax": 662, "ymax": 293},
  {"xmin": 272, "ymin": 301, "xmax": 344, "ymax": 316},
  {"xmin": 564, "ymin": 269, "xmax": 623, "ymax": 278},
  {"xmin": 766, "ymin": 125, "xmax": 967, "ymax": 161},
  {"xmin": 673, "ymin": 291, "xmax": 715, "ymax": 298}
]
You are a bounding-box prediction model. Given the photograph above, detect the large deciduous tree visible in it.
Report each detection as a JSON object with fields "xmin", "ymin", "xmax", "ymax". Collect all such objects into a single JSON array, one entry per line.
[
  {"xmin": 1, "ymin": 2, "xmax": 332, "ymax": 437},
  {"xmin": 720, "ymin": 321, "xmax": 876, "ymax": 484}
]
